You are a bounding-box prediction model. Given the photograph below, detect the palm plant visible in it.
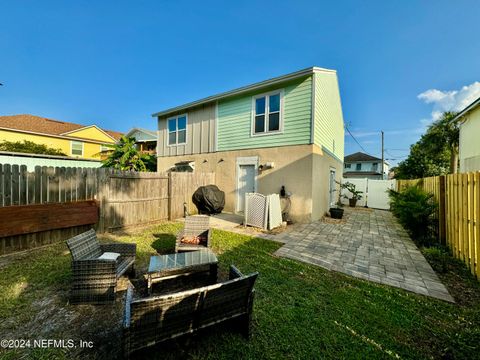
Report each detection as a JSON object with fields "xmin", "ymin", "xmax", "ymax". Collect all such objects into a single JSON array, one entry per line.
[
  {"xmin": 101, "ymin": 136, "xmax": 156, "ymax": 172},
  {"xmin": 340, "ymin": 181, "xmax": 363, "ymax": 207}
]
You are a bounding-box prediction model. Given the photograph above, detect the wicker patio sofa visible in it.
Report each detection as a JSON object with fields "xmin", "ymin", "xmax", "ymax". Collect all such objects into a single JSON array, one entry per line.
[
  {"xmin": 176, "ymin": 215, "xmax": 211, "ymax": 252},
  {"xmin": 123, "ymin": 265, "xmax": 258, "ymax": 357},
  {"xmin": 66, "ymin": 229, "xmax": 136, "ymax": 304}
]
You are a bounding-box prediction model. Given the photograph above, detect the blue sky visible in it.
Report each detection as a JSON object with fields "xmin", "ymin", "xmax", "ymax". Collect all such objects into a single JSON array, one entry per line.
[{"xmin": 1, "ymin": 1, "xmax": 479, "ymax": 164}]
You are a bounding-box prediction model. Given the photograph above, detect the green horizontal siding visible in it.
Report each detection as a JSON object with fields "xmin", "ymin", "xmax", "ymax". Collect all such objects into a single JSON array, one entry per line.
[
  {"xmin": 217, "ymin": 76, "xmax": 312, "ymax": 151},
  {"xmin": 313, "ymin": 72, "xmax": 344, "ymax": 161}
]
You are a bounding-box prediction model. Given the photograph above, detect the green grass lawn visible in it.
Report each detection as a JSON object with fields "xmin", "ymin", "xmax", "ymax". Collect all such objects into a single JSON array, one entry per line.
[{"xmin": 0, "ymin": 223, "xmax": 480, "ymax": 359}]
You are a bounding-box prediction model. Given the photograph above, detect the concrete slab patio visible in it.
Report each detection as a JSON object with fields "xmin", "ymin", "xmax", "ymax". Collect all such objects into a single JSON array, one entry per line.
[{"xmin": 273, "ymin": 208, "xmax": 454, "ymax": 302}]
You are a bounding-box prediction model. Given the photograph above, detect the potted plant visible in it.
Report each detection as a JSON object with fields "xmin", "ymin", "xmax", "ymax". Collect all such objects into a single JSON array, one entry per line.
[
  {"xmin": 340, "ymin": 182, "xmax": 363, "ymax": 208},
  {"xmin": 329, "ymin": 182, "xmax": 344, "ymax": 219}
]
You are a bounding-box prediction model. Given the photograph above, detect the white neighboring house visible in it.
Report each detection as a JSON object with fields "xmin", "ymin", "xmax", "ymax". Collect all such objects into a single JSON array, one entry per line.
[
  {"xmin": 343, "ymin": 152, "xmax": 389, "ymax": 180},
  {"xmin": 454, "ymin": 96, "xmax": 480, "ymax": 172}
]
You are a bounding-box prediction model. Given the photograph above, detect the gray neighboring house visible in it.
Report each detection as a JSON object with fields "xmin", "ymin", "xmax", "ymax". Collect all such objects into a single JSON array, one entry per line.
[
  {"xmin": 125, "ymin": 128, "xmax": 157, "ymax": 155},
  {"xmin": 343, "ymin": 152, "xmax": 388, "ymax": 179}
]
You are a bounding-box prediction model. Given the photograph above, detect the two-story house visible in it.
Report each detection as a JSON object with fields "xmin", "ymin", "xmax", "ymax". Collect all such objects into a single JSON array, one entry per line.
[
  {"xmin": 153, "ymin": 67, "xmax": 345, "ymax": 222},
  {"xmin": 343, "ymin": 152, "xmax": 389, "ymax": 179},
  {"xmin": 0, "ymin": 114, "xmax": 122, "ymax": 159},
  {"xmin": 453, "ymin": 96, "xmax": 480, "ymax": 172}
]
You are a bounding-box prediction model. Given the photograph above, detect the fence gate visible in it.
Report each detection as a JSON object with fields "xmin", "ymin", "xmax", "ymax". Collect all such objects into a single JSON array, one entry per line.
[
  {"xmin": 367, "ymin": 179, "xmax": 396, "ymax": 210},
  {"xmin": 341, "ymin": 178, "xmax": 395, "ymax": 210}
]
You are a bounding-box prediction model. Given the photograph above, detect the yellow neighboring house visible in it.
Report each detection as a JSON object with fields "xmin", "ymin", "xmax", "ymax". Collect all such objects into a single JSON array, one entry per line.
[{"xmin": 0, "ymin": 114, "xmax": 123, "ymax": 159}]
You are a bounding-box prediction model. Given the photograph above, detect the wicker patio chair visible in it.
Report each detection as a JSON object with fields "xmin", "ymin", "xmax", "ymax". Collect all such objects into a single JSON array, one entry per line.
[
  {"xmin": 123, "ymin": 265, "xmax": 258, "ymax": 358},
  {"xmin": 175, "ymin": 215, "xmax": 211, "ymax": 252},
  {"xmin": 66, "ymin": 229, "xmax": 136, "ymax": 304}
]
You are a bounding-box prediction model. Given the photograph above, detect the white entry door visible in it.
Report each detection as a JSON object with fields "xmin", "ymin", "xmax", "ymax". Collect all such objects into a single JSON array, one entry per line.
[{"xmin": 237, "ymin": 164, "xmax": 256, "ymax": 213}]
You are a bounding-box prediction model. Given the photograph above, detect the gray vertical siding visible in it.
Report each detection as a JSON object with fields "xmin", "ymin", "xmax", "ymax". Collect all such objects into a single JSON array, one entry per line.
[{"xmin": 157, "ymin": 102, "xmax": 216, "ymax": 157}]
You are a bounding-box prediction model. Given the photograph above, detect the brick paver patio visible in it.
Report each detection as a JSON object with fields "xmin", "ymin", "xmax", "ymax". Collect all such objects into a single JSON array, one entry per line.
[{"xmin": 273, "ymin": 208, "xmax": 454, "ymax": 302}]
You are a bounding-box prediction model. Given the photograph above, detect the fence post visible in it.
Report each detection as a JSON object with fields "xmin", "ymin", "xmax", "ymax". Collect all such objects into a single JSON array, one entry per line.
[
  {"xmin": 439, "ymin": 175, "xmax": 446, "ymax": 245},
  {"xmin": 168, "ymin": 172, "xmax": 172, "ymax": 221},
  {"xmin": 96, "ymin": 168, "xmax": 109, "ymax": 233}
]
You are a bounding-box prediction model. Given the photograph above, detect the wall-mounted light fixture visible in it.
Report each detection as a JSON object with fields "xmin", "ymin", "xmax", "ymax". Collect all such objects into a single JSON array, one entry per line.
[{"xmin": 259, "ymin": 162, "xmax": 275, "ymax": 171}]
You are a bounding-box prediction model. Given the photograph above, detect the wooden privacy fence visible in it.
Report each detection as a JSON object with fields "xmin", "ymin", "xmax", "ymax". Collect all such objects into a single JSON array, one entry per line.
[
  {"xmin": 169, "ymin": 172, "xmax": 215, "ymax": 220},
  {"xmin": 397, "ymin": 172, "xmax": 480, "ymax": 278},
  {"xmin": 0, "ymin": 164, "xmax": 215, "ymax": 255},
  {"xmin": 96, "ymin": 171, "xmax": 170, "ymax": 232}
]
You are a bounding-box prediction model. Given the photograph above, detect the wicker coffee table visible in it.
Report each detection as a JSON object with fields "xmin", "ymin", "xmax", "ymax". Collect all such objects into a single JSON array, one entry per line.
[{"xmin": 146, "ymin": 249, "xmax": 218, "ymax": 294}]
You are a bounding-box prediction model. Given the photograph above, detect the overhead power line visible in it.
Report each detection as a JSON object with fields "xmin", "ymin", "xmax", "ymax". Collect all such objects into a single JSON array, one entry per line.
[{"xmin": 345, "ymin": 125, "xmax": 372, "ymax": 155}]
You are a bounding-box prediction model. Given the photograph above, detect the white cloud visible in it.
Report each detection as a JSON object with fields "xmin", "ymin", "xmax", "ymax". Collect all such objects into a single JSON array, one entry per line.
[{"xmin": 417, "ymin": 81, "xmax": 480, "ymax": 126}]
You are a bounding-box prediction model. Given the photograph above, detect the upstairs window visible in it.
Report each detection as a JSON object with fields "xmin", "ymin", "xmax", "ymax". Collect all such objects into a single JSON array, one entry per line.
[
  {"xmin": 372, "ymin": 162, "xmax": 378, "ymax": 171},
  {"xmin": 344, "ymin": 163, "xmax": 351, "ymax": 169},
  {"xmin": 71, "ymin": 141, "xmax": 83, "ymax": 156},
  {"xmin": 356, "ymin": 163, "xmax": 362, "ymax": 171},
  {"xmin": 253, "ymin": 91, "xmax": 282, "ymax": 135},
  {"xmin": 168, "ymin": 114, "xmax": 187, "ymax": 145}
]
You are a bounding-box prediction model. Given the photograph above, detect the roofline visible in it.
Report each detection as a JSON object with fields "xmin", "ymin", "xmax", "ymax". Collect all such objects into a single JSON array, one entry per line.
[
  {"xmin": 344, "ymin": 157, "xmax": 384, "ymax": 162},
  {"xmin": 61, "ymin": 124, "xmax": 118, "ymax": 142},
  {"xmin": 0, "ymin": 127, "xmax": 117, "ymax": 145},
  {"xmin": 453, "ymin": 96, "xmax": 480, "ymax": 122},
  {"xmin": 151, "ymin": 67, "xmax": 336, "ymax": 118},
  {"xmin": 125, "ymin": 127, "xmax": 157, "ymax": 138},
  {"xmin": 343, "ymin": 171, "xmax": 383, "ymax": 176},
  {"xmin": 344, "ymin": 159, "xmax": 386, "ymax": 163}
]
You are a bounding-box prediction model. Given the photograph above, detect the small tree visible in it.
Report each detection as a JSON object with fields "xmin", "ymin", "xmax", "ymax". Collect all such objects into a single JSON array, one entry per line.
[
  {"xmin": 101, "ymin": 136, "xmax": 156, "ymax": 172},
  {"xmin": 338, "ymin": 181, "xmax": 363, "ymax": 207},
  {"xmin": 0, "ymin": 140, "xmax": 66, "ymax": 156},
  {"xmin": 395, "ymin": 111, "xmax": 459, "ymax": 179}
]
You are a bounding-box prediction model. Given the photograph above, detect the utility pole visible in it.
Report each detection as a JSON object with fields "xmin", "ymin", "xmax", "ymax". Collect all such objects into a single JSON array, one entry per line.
[{"xmin": 381, "ymin": 130, "xmax": 385, "ymax": 179}]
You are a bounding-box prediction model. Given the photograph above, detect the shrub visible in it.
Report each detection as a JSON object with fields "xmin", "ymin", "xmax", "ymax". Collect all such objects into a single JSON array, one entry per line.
[
  {"xmin": 388, "ymin": 185, "xmax": 437, "ymax": 245},
  {"xmin": 101, "ymin": 136, "xmax": 156, "ymax": 172},
  {"xmin": 422, "ymin": 246, "xmax": 449, "ymax": 273},
  {"xmin": 0, "ymin": 140, "xmax": 66, "ymax": 156}
]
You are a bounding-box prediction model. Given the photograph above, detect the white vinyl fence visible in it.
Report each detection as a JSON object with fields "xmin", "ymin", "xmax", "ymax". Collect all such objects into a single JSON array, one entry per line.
[{"xmin": 341, "ymin": 178, "xmax": 396, "ymax": 210}]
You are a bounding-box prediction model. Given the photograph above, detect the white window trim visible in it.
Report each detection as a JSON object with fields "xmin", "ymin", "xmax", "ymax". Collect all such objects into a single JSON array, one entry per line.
[
  {"xmin": 251, "ymin": 89, "xmax": 284, "ymax": 137},
  {"xmin": 70, "ymin": 140, "xmax": 84, "ymax": 157},
  {"xmin": 166, "ymin": 113, "xmax": 188, "ymax": 147}
]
